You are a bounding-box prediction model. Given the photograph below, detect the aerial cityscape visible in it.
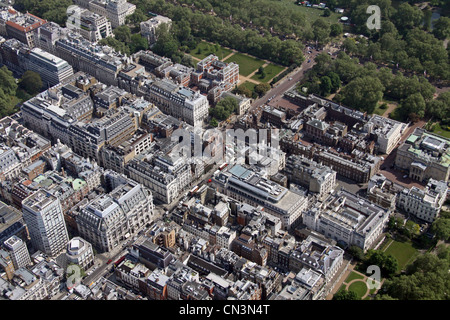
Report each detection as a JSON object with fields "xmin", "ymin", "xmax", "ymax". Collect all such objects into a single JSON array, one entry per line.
[{"xmin": 0, "ymin": 0, "xmax": 449, "ymax": 305}]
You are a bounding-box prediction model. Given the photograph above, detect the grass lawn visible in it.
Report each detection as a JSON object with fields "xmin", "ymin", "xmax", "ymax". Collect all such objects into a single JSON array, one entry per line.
[
  {"xmin": 378, "ymin": 238, "xmax": 394, "ymax": 252},
  {"xmin": 190, "ymin": 41, "xmax": 233, "ymax": 60},
  {"xmin": 431, "ymin": 123, "xmax": 450, "ymax": 139},
  {"xmin": 250, "ymin": 63, "xmax": 285, "ymax": 83},
  {"xmin": 225, "ymin": 53, "xmax": 265, "ymax": 77},
  {"xmin": 373, "ymin": 105, "xmax": 385, "ymax": 116},
  {"xmin": 384, "ymin": 240, "xmax": 419, "ymax": 272},
  {"xmin": 238, "ymin": 81, "xmax": 257, "ymax": 93},
  {"xmin": 344, "ymin": 271, "xmax": 365, "ymax": 283},
  {"xmin": 279, "ymin": 1, "xmax": 342, "ymax": 25},
  {"xmin": 388, "ymin": 106, "xmax": 406, "ymax": 122},
  {"xmin": 347, "ymin": 281, "xmax": 369, "ymax": 299}
]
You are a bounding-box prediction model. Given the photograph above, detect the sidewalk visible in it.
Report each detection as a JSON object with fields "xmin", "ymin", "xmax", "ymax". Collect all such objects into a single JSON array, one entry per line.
[{"xmin": 325, "ymin": 259, "xmax": 356, "ymax": 300}]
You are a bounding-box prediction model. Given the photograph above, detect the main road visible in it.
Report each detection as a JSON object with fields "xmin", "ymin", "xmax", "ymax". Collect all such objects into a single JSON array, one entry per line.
[{"xmin": 248, "ymin": 47, "xmax": 321, "ymax": 113}]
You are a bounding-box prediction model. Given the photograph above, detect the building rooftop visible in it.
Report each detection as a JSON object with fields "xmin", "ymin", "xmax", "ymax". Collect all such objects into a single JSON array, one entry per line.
[{"xmin": 22, "ymin": 190, "xmax": 58, "ymax": 213}]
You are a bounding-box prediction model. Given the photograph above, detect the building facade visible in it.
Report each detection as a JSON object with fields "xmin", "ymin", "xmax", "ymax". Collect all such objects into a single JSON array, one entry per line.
[
  {"xmin": 303, "ymin": 189, "xmax": 390, "ymax": 251},
  {"xmin": 21, "ymin": 190, "xmax": 70, "ymax": 257},
  {"xmin": 3, "ymin": 235, "xmax": 31, "ymax": 270},
  {"xmin": 66, "ymin": 236, "xmax": 95, "ymax": 271},
  {"xmin": 397, "ymin": 179, "xmax": 448, "ymax": 223},
  {"xmin": 76, "ymin": 180, "xmax": 153, "ymax": 252}
]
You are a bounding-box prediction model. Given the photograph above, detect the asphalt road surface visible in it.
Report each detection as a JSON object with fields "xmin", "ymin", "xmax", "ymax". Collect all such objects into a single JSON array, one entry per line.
[{"xmin": 249, "ymin": 48, "xmax": 321, "ymax": 113}]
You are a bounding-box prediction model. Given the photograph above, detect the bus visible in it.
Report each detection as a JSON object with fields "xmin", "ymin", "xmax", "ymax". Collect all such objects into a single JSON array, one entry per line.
[
  {"xmin": 189, "ymin": 185, "xmax": 199, "ymax": 195},
  {"xmin": 114, "ymin": 255, "xmax": 126, "ymax": 267},
  {"xmin": 219, "ymin": 163, "xmax": 228, "ymax": 170}
]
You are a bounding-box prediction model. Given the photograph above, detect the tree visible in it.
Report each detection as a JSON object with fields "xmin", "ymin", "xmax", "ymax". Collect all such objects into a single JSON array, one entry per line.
[
  {"xmin": 399, "ymin": 92, "xmax": 426, "ymax": 119},
  {"xmin": 0, "ymin": 88, "xmax": 16, "ymax": 118},
  {"xmin": 394, "ymin": 3, "xmax": 424, "ymax": 33},
  {"xmin": 430, "ymin": 217, "xmax": 450, "ymax": 241},
  {"xmin": 313, "ymin": 52, "xmax": 332, "ymax": 74},
  {"xmin": 364, "ymin": 249, "xmax": 398, "ymax": 277},
  {"xmin": 433, "ymin": 16, "xmax": 450, "ymax": 40},
  {"xmin": 341, "ymin": 38, "xmax": 357, "ymax": 55},
  {"xmin": 125, "ymin": 9, "xmax": 148, "ymax": 25},
  {"xmin": 330, "ymin": 23, "xmax": 343, "ymax": 37},
  {"xmin": 383, "ymin": 255, "xmax": 399, "ymax": 277},
  {"xmin": 381, "ymin": 251, "xmax": 450, "ymax": 300},
  {"xmin": 436, "ymin": 244, "xmax": 450, "ymax": 261},
  {"xmin": 209, "ymin": 97, "xmax": 239, "ymax": 121},
  {"xmin": 0, "ymin": 66, "xmax": 18, "ymax": 96},
  {"xmin": 259, "ymin": 71, "xmax": 267, "ymax": 80},
  {"xmin": 99, "ymin": 37, "xmax": 131, "ymax": 55},
  {"xmin": 15, "ymin": 0, "xmax": 73, "ymax": 26},
  {"xmin": 326, "ymin": 0, "xmax": 337, "ymax": 11},
  {"xmin": 152, "ymin": 23, "xmax": 180, "ymax": 59},
  {"xmin": 323, "ymin": 8, "xmax": 331, "ymax": 17},
  {"xmin": 312, "ymin": 18, "xmax": 331, "ymax": 46},
  {"xmin": 348, "ymin": 246, "xmax": 364, "ymax": 261},
  {"xmin": 254, "ymin": 83, "xmax": 271, "ymax": 97},
  {"xmin": 341, "ymin": 76, "xmax": 384, "ymax": 114},
  {"xmin": 129, "ymin": 34, "xmax": 149, "ymax": 53},
  {"xmin": 377, "ymin": 67, "xmax": 394, "ymax": 88},
  {"xmin": 210, "ymin": 118, "xmax": 218, "ymax": 127},
  {"xmin": 235, "ymin": 86, "xmax": 252, "ymax": 98},
  {"xmin": 19, "ymin": 71, "xmax": 42, "ymax": 95},
  {"xmin": 333, "ymin": 290, "xmax": 358, "ymax": 300},
  {"xmin": 405, "ymin": 220, "xmax": 421, "ymax": 238},
  {"xmin": 113, "ymin": 25, "xmax": 132, "ymax": 43},
  {"xmin": 327, "ymin": 72, "xmax": 341, "ymax": 93},
  {"xmin": 278, "ymin": 40, "xmax": 304, "ymax": 66},
  {"xmin": 388, "ymin": 216, "xmax": 396, "ymax": 230},
  {"xmin": 426, "ymin": 99, "xmax": 445, "ymax": 119},
  {"xmin": 320, "ymin": 76, "xmax": 332, "ymax": 96},
  {"xmin": 181, "ymin": 55, "xmax": 195, "ymax": 68}
]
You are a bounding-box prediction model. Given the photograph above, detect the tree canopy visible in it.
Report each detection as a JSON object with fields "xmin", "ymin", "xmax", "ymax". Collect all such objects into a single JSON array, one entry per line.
[
  {"xmin": 15, "ymin": 0, "xmax": 73, "ymax": 26},
  {"xmin": 333, "ymin": 290, "xmax": 358, "ymax": 300},
  {"xmin": 19, "ymin": 71, "xmax": 43, "ymax": 95},
  {"xmin": 430, "ymin": 212, "xmax": 450, "ymax": 241},
  {"xmin": 0, "ymin": 66, "xmax": 18, "ymax": 96},
  {"xmin": 209, "ymin": 97, "xmax": 239, "ymax": 121},
  {"xmin": 380, "ymin": 250, "xmax": 450, "ymax": 300},
  {"xmin": 340, "ymin": 76, "xmax": 384, "ymax": 114}
]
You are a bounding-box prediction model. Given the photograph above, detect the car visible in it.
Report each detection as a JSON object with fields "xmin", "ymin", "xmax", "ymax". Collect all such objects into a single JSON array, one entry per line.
[
  {"xmin": 106, "ymin": 259, "xmax": 112, "ymax": 264},
  {"xmin": 403, "ymin": 175, "xmax": 408, "ymax": 179}
]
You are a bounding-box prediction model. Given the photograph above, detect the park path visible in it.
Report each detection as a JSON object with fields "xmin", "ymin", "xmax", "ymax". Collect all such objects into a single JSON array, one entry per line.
[
  {"xmin": 189, "ymin": 41, "xmax": 288, "ymax": 87},
  {"xmin": 382, "ymin": 102, "xmax": 398, "ymax": 118},
  {"xmin": 220, "ymin": 51, "xmax": 235, "ymax": 62},
  {"xmin": 236, "ymin": 62, "xmax": 270, "ymax": 86},
  {"xmin": 334, "ymin": 268, "xmax": 383, "ymax": 300},
  {"xmin": 325, "ymin": 260, "xmax": 357, "ymax": 300}
]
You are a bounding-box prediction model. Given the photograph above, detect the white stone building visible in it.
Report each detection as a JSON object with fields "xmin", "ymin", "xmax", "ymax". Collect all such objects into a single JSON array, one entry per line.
[{"xmin": 397, "ymin": 179, "xmax": 448, "ymax": 223}]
